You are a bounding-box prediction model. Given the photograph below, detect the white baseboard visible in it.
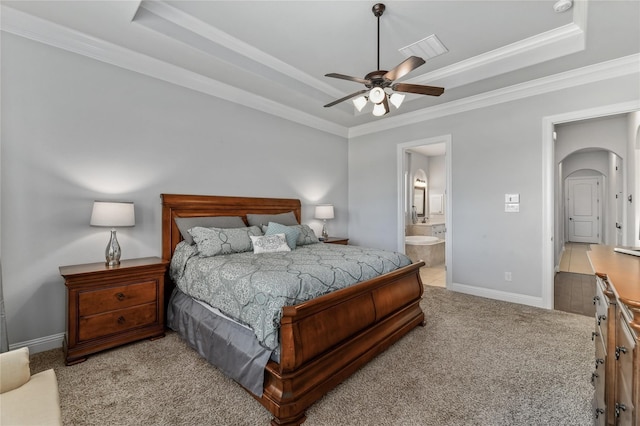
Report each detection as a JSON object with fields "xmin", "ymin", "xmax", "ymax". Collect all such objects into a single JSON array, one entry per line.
[
  {"xmin": 9, "ymin": 333, "xmax": 64, "ymax": 355},
  {"xmin": 450, "ymin": 282, "xmax": 546, "ymax": 309}
]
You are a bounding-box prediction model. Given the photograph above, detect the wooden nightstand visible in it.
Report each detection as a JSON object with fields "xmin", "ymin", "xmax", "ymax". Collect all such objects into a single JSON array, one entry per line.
[
  {"xmin": 60, "ymin": 257, "xmax": 169, "ymax": 365},
  {"xmin": 323, "ymin": 237, "xmax": 349, "ymax": 245}
]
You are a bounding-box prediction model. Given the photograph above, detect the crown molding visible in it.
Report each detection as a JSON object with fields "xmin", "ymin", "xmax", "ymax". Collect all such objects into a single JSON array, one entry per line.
[
  {"xmin": 410, "ymin": 22, "xmax": 584, "ymax": 90},
  {"xmin": 136, "ymin": 1, "xmax": 344, "ymax": 100},
  {"xmin": 349, "ymin": 54, "xmax": 640, "ymax": 138},
  {"xmin": 410, "ymin": 0, "xmax": 587, "ymax": 90},
  {"xmin": 0, "ymin": 5, "xmax": 349, "ymax": 138}
]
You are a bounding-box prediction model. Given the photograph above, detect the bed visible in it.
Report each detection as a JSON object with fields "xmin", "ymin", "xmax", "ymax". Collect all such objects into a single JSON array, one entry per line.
[{"xmin": 161, "ymin": 193, "xmax": 426, "ymax": 425}]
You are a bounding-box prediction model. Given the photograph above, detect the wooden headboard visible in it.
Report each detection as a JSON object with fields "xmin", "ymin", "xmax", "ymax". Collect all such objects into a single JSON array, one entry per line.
[{"xmin": 161, "ymin": 193, "xmax": 302, "ymax": 261}]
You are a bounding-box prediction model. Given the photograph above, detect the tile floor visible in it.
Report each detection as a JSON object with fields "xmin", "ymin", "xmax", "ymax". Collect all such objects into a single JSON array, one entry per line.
[
  {"xmin": 420, "ymin": 264, "xmax": 446, "ymax": 288},
  {"xmin": 554, "ymin": 242, "xmax": 596, "ymax": 317},
  {"xmin": 558, "ymin": 242, "xmax": 594, "ymax": 274}
]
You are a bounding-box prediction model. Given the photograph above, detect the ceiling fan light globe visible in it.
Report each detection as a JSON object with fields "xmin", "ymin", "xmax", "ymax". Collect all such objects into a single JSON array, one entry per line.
[
  {"xmin": 369, "ymin": 87, "xmax": 385, "ymax": 104},
  {"xmin": 372, "ymin": 102, "xmax": 388, "ymax": 116},
  {"xmin": 389, "ymin": 93, "xmax": 405, "ymax": 108},
  {"xmin": 353, "ymin": 96, "xmax": 367, "ymax": 112}
]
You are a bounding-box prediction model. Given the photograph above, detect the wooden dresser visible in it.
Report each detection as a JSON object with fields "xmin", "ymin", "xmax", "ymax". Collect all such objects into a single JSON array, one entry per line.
[
  {"xmin": 587, "ymin": 245, "xmax": 640, "ymax": 425},
  {"xmin": 60, "ymin": 257, "xmax": 169, "ymax": 365}
]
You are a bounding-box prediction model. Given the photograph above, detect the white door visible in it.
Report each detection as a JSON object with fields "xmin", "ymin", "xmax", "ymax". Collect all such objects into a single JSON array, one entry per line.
[{"xmin": 566, "ymin": 177, "xmax": 601, "ymax": 243}]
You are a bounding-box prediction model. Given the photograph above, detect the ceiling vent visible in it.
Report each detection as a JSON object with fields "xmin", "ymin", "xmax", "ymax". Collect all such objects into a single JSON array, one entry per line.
[{"xmin": 399, "ymin": 34, "xmax": 448, "ymax": 60}]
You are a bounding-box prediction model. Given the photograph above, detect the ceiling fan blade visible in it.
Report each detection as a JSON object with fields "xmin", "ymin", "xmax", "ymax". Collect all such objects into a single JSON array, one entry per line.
[
  {"xmin": 392, "ymin": 83, "xmax": 444, "ymax": 97},
  {"xmin": 324, "ymin": 89, "xmax": 369, "ymax": 108},
  {"xmin": 325, "ymin": 73, "xmax": 371, "ymax": 85},
  {"xmin": 383, "ymin": 56, "xmax": 426, "ymax": 82}
]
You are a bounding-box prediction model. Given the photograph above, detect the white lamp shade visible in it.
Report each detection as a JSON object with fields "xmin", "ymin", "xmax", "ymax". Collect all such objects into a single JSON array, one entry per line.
[
  {"xmin": 90, "ymin": 201, "xmax": 135, "ymax": 227},
  {"xmin": 389, "ymin": 93, "xmax": 405, "ymax": 108},
  {"xmin": 353, "ymin": 96, "xmax": 367, "ymax": 112},
  {"xmin": 315, "ymin": 204, "xmax": 334, "ymax": 220}
]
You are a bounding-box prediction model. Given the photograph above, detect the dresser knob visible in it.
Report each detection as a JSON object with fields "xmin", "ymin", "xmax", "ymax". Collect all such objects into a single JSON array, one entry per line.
[
  {"xmin": 595, "ymin": 358, "xmax": 604, "ymax": 367},
  {"xmin": 597, "ymin": 314, "xmax": 606, "ymax": 326},
  {"xmin": 116, "ymin": 292, "xmax": 126, "ymax": 301},
  {"xmin": 593, "ymin": 295, "xmax": 600, "ymax": 305},
  {"xmin": 591, "ymin": 331, "xmax": 599, "ymax": 341},
  {"xmin": 615, "ymin": 403, "xmax": 627, "ymax": 417},
  {"xmin": 615, "ymin": 346, "xmax": 627, "ymax": 360},
  {"xmin": 595, "ymin": 408, "xmax": 604, "ymax": 418},
  {"xmin": 591, "ymin": 372, "xmax": 599, "ymax": 383},
  {"xmin": 117, "ymin": 316, "xmax": 126, "ymax": 324}
]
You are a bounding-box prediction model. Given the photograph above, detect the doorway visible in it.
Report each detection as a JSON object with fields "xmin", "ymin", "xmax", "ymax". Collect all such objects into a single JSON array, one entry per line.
[
  {"xmin": 542, "ymin": 101, "xmax": 639, "ymax": 309},
  {"xmin": 397, "ymin": 135, "xmax": 452, "ymax": 288}
]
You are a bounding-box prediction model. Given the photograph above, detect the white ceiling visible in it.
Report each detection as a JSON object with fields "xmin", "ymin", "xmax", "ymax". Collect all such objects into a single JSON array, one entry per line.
[{"xmin": 2, "ymin": 1, "xmax": 639, "ymax": 136}]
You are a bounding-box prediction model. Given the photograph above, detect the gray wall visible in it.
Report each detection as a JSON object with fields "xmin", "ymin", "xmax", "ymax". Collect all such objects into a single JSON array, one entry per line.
[
  {"xmin": 1, "ymin": 34, "xmax": 348, "ymax": 348},
  {"xmin": 348, "ymin": 73, "xmax": 639, "ymax": 305}
]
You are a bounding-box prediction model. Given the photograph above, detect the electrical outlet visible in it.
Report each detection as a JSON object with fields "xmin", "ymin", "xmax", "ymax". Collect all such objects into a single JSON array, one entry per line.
[{"xmin": 504, "ymin": 272, "xmax": 512, "ymax": 282}]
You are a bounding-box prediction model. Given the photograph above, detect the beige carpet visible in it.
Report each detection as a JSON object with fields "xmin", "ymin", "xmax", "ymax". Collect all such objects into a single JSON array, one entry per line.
[{"xmin": 31, "ymin": 287, "xmax": 594, "ymax": 426}]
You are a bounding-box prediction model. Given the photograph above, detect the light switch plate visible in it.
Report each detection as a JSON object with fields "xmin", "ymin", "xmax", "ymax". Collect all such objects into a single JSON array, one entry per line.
[
  {"xmin": 505, "ymin": 194, "xmax": 520, "ymax": 203},
  {"xmin": 505, "ymin": 203, "xmax": 520, "ymax": 213}
]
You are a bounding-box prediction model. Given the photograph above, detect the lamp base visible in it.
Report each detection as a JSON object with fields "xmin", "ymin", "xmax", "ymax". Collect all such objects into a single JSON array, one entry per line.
[
  {"xmin": 105, "ymin": 229, "xmax": 122, "ymax": 267},
  {"xmin": 321, "ymin": 220, "xmax": 329, "ymax": 240}
]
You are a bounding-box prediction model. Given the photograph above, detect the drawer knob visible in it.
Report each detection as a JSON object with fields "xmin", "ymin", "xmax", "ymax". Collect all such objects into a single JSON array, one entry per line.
[
  {"xmin": 615, "ymin": 403, "xmax": 627, "ymax": 417},
  {"xmin": 591, "ymin": 372, "xmax": 598, "ymax": 383},
  {"xmin": 595, "ymin": 408, "xmax": 604, "ymax": 418},
  {"xmin": 595, "ymin": 358, "xmax": 604, "ymax": 367},
  {"xmin": 615, "ymin": 346, "xmax": 627, "ymax": 360},
  {"xmin": 116, "ymin": 292, "xmax": 126, "ymax": 301},
  {"xmin": 591, "ymin": 331, "xmax": 599, "ymax": 341},
  {"xmin": 593, "ymin": 295, "xmax": 600, "ymax": 305},
  {"xmin": 117, "ymin": 316, "xmax": 126, "ymax": 324}
]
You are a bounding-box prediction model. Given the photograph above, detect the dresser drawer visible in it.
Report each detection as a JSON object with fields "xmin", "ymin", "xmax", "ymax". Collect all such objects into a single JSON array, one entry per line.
[
  {"xmin": 79, "ymin": 280, "xmax": 157, "ymax": 316},
  {"xmin": 78, "ymin": 302, "xmax": 157, "ymax": 341}
]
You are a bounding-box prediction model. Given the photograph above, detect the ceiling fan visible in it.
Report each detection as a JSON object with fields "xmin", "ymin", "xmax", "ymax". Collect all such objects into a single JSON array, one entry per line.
[{"xmin": 324, "ymin": 3, "xmax": 444, "ymax": 116}]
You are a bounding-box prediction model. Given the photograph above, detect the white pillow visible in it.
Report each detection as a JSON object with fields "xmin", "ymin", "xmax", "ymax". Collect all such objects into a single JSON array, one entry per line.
[{"xmin": 250, "ymin": 234, "xmax": 291, "ymax": 254}]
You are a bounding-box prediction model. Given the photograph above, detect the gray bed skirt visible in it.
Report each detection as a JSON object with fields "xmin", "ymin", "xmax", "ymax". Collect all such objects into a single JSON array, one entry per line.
[{"xmin": 167, "ymin": 288, "xmax": 272, "ymax": 396}]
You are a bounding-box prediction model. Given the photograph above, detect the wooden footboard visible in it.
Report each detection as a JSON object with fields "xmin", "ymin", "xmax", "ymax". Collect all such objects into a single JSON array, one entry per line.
[
  {"xmin": 161, "ymin": 194, "xmax": 426, "ymax": 426},
  {"xmin": 259, "ymin": 261, "xmax": 425, "ymax": 425}
]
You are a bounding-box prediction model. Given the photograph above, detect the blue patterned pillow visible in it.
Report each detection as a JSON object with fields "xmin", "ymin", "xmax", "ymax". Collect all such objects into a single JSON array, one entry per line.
[
  {"xmin": 189, "ymin": 226, "xmax": 262, "ymax": 257},
  {"xmin": 265, "ymin": 222, "xmax": 300, "ymax": 249}
]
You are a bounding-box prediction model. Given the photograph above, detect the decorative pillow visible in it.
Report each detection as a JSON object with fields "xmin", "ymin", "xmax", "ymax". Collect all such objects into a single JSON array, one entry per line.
[
  {"xmin": 176, "ymin": 216, "xmax": 246, "ymax": 245},
  {"xmin": 189, "ymin": 226, "xmax": 262, "ymax": 257},
  {"xmin": 250, "ymin": 234, "xmax": 291, "ymax": 254},
  {"xmin": 292, "ymin": 224, "xmax": 320, "ymax": 245},
  {"xmin": 265, "ymin": 222, "xmax": 300, "ymax": 250},
  {"xmin": 246, "ymin": 211, "xmax": 298, "ymax": 227}
]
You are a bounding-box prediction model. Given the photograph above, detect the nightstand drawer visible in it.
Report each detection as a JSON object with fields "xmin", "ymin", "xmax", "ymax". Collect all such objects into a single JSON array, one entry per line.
[
  {"xmin": 79, "ymin": 280, "xmax": 157, "ymax": 316},
  {"xmin": 79, "ymin": 302, "xmax": 157, "ymax": 341}
]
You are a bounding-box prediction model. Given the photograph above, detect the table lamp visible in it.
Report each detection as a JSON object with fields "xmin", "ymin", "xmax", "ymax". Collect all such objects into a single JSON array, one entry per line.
[
  {"xmin": 90, "ymin": 201, "xmax": 135, "ymax": 266},
  {"xmin": 315, "ymin": 204, "xmax": 334, "ymax": 240}
]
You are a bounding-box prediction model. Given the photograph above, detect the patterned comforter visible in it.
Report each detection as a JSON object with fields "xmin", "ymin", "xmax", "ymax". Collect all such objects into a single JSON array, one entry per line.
[{"xmin": 170, "ymin": 241, "xmax": 412, "ymax": 350}]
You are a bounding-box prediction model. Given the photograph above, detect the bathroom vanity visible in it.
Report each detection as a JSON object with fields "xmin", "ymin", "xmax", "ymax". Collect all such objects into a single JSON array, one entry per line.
[{"xmin": 587, "ymin": 245, "xmax": 639, "ymax": 425}]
